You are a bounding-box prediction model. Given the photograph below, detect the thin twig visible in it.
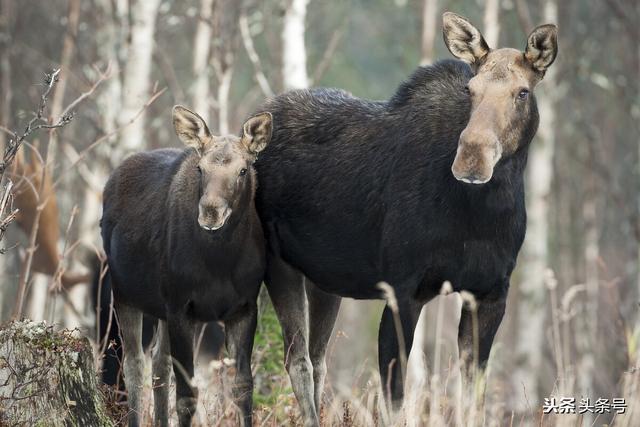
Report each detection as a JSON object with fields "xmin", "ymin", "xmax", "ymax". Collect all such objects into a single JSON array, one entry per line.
[
  {"xmin": 239, "ymin": 13, "xmax": 274, "ymax": 97},
  {"xmin": 50, "ymin": 205, "xmax": 79, "ymax": 292},
  {"xmin": 311, "ymin": 17, "xmax": 347, "ymax": 85},
  {"xmin": 52, "ymin": 87, "xmax": 166, "ymax": 189}
]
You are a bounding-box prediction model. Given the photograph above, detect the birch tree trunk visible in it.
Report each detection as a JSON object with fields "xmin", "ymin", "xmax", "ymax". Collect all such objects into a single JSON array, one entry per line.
[
  {"xmin": 211, "ymin": 0, "xmax": 240, "ymax": 134},
  {"xmin": 81, "ymin": 0, "xmax": 125, "ymax": 261},
  {"xmin": 191, "ymin": 0, "xmax": 214, "ymax": 122},
  {"xmin": 117, "ymin": 0, "xmax": 161, "ymax": 157},
  {"xmin": 282, "ymin": 0, "xmax": 309, "ymax": 90},
  {"xmin": 483, "ymin": 0, "xmax": 500, "ymax": 48},
  {"xmin": 511, "ymin": 0, "xmax": 557, "ymax": 412},
  {"xmin": 420, "ymin": 0, "xmax": 438, "ymax": 65}
]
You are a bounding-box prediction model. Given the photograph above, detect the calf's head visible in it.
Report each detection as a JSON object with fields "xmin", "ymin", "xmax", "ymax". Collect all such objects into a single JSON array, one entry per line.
[
  {"xmin": 172, "ymin": 106, "xmax": 272, "ymax": 231},
  {"xmin": 443, "ymin": 12, "xmax": 557, "ymax": 184}
]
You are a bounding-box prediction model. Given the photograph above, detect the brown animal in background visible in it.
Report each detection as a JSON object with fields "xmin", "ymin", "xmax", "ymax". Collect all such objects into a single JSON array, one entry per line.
[{"xmin": 10, "ymin": 149, "xmax": 89, "ymax": 289}]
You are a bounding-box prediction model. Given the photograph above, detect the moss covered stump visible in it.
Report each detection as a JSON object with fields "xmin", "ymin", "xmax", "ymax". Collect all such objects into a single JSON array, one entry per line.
[{"xmin": 0, "ymin": 320, "xmax": 113, "ymax": 426}]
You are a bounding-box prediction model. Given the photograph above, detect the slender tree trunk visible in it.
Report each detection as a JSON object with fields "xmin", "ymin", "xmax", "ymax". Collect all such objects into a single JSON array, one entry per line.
[
  {"xmin": 483, "ymin": 0, "xmax": 500, "ymax": 48},
  {"xmin": 282, "ymin": 0, "xmax": 309, "ymax": 90},
  {"xmin": 420, "ymin": 0, "xmax": 438, "ymax": 65},
  {"xmin": 0, "ymin": 0, "xmax": 12, "ymax": 150},
  {"xmin": 47, "ymin": 0, "xmax": 80, "ymax": 169},
  {"xmin": 117, "ymin": 0, "xmax": 161, "ymax": 157},
  {"xmin": 0, "ymin": 0, "xmax": 14, "ymax": 321},
  {"xmin": 511, "ymin": 0, "xmax": 557, "ymax": 412},
  {"xmin": 191, "ymin": 0, "xmax": 214, "ymax": 121},
  {"xmin": 45, "ymin": 0, "xmax": 81, "ymax": 329},
  {"xmin": 217, "ymin": 68, "xmax": 232, "ymax": 134}
]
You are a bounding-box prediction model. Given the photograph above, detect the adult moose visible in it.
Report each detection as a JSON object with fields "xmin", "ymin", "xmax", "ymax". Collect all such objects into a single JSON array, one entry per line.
[
  {"xmin": 254, "ymin": 12, "xmax": 558, "ymax": 425},
  {"xmin": 101, "ymin": 106, "xmax": 272, "ymax": 427}
]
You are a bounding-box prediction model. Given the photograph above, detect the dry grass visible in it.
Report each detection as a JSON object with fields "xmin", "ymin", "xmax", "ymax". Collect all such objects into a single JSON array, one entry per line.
[{"xmin": 97, "ymin": 278, "xmax": 638, "ymax": 427}]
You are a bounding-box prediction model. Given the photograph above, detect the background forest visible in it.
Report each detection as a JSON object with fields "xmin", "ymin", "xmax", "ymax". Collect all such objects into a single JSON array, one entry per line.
[{"xmin": 0, "ymin": 0, "xmax": 638, "ymax": 425}]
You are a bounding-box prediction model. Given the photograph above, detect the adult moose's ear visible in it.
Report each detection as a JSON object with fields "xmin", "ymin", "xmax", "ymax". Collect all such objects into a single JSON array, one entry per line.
[
  {"xmin": 172, "ymin": 105, "xmax": 211, "ymax": 154},
  {"xmin": 524, "ymin": 24, "xmax": 558, "ymax": 75},
  {"xmin": 442, "ymin": 12, "xmax": 490, "ymax": 66},
  {"xmin": 241, "ymin": 112, "xmax": 272, "ymax": 155}
]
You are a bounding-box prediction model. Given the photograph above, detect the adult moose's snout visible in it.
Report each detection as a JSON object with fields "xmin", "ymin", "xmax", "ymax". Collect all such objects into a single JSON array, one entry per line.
[
  {"xmin": 451, "ymin": 129, "xmax": 502, "ymax": 185},
  {"xmin": 198, "ymin": 201, "xmax": 232, "ymax": 231}
]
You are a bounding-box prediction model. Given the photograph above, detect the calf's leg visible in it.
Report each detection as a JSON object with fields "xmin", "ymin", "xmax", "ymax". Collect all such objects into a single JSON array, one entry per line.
[
  {"xmin": 115, "ymin": 301, "xmax": 145, "ymax": 427},
  {"xmin": 377, "ymin": 298, "xmax": 422, "ymax": 408},
  {"xmin": 305, "ymin": 280, "xmax": 341, "ymax": 414},
  {"xmin": 225, "ymin": 303, "xmax": 258, "ymax": 427},
  {"xmin": 265, "ymin": 254, "xmax": 319, "ymax": 427},
  {"xmin": 152, "ymin": 320, "xmax": 171, "ymax": 427},
  {"xmin": 167, "ymin": 310, "xmax": 197, "ymax": 427}
]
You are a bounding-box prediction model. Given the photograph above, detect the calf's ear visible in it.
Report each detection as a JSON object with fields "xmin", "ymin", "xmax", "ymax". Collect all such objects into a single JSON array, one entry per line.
[
  {"xmin": 524, "ymin": 24, "xmax": 558, "ymax": 75},
  {"xmin": 442, "ymin": 12, "xmax": 490, "ymax": 66},
  {"xmin": 172, "ymin": 105, "xmax": 211, "ymax": 153},
  {"xmin": 241, "ymin": 112, "xmax": 272, "ymax": 155}
]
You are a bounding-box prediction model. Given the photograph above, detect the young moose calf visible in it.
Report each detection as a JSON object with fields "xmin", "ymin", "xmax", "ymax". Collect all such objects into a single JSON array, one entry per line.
[{"xmin": 101, "ymin": 106, "xmax": 272, "ymax": 427}]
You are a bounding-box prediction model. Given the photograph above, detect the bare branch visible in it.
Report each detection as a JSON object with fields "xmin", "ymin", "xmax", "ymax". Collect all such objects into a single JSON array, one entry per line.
[
  {"xmin": 0, "ymin": 69, "xmax": 74, "ymax": 259},
  {"xmin": 239, "ymin": 13, "xmax": 274, "ymax": 97},
  {"xmin": 514, "ymin": 0, "xmax": 534, "ymax": 35},
  {"xmin": 311, "ymin": 17, "xmax": 347, "ymax": 85},
  {"xmin": 59, "ymin": 63, "xmax": 113, "ymax": 120},
  {"xmin": 53, "ymin": 86, "xmax": 167, "ymax": 189},
  {"xmin": 0, "ymin": 69, "xmax": 68, "ymax": 179}
]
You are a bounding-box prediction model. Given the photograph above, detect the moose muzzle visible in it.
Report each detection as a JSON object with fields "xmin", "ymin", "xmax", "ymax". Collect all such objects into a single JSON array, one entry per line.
[
  {"xmin": 451, "ymin": 129, "xmax": 502, "ymax": 185},
  {"xmin": 198, "ymin": 202, "xmax": 232, "ymax": 231}
]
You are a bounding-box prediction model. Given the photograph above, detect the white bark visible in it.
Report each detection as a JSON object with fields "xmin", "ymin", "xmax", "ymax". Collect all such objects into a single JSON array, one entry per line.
[
  {"xmin": 282, "ymin": 0, "xmax": 309, "ymax": 90},
  {"xmin": 420, "ymin": 0, "xmax": 438, "ymax": 65},
  {"xmin": 191, "ymin": 0, "xmax": 214, "ymax": 122},
  {"xmin": 511, "ymin": 0, "xmax": 557, "ymax": 412},
  {"xmin": 483, "ymin": 0, "xmax": 500, "ymax": 48},
  {"xmin": 27, "ymin": 275, "xmax": 48, "ymax": 321},
  {"xmin": 117, "ymin": 0, "xmax": 161, "ymax": 157},
  {"xmin": 217, "ymin": 68, "xmax": 233, "ymax": 135}
]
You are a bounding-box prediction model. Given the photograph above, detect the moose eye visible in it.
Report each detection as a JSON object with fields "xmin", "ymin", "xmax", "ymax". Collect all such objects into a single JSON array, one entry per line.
[
  {"xmin": 517, "ymin": 89, "xmax": 529, "ymax": 100},
  {"xmin": 239, "ymin": 168, "xmax": 247, "ymax": 177}
]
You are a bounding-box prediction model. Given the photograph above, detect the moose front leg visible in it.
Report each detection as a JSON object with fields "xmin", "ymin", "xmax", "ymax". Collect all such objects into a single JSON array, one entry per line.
[
  {"xmin": 167, "ymin": 310, "xmax": 197, "ymax": 427},
  {"xmin": 265, "ymin": 255, "xmax": 319, "ymax": 427},
  {"xmin": 377, "ymin": 297, "xmax": 423, "ymax": 407},
  {"xmin": 225, "ymin": 303, "xmax": 258, "ymax": 427},
  {"xmin": 457, "ymin": 285, "xmax": 508, "ymax": 377},
  {"xmin": 306, "ymin": 280, "xmax": 341, "ymax": 415}
]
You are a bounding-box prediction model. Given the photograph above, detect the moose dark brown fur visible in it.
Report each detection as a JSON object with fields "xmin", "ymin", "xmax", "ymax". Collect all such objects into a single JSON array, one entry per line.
[
  {"xmin": 101, "ymin": 106, "xmax": 272, "ymax": 427},
  {"xmin": 252, "ymin": 12, "xmax": 558, "ymax": 425}
]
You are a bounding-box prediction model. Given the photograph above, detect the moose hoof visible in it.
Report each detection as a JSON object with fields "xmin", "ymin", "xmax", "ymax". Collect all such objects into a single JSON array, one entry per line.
[{"xmin": 176, "ymin": 397, "xmax": 197, "ymax": 426}]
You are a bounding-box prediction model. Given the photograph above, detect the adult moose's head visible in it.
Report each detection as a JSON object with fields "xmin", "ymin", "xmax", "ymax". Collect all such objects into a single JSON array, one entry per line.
[
  {"xmin": 443, "ymin": 12, "xmax": 557, "ymax": 184},
  {"xmin": 172, "ymin": 105, "xmax": 272, "ymax": 231}
]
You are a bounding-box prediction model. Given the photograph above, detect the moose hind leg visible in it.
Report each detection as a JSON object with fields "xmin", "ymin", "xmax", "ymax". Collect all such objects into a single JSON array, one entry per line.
[
  {"xmin": 167, "ymin": 312, "xmax": 197, "ymax": 427},
  {"xmin": 265, "ymin": 255, "xmax": 319, "ymax": 427},
  {"xmin": 152, "ymin": 320, "xmax": 172, "ymax": 427},
  {"xmin": 306, "ymin": 280, "xmax": 341, "ymax": 414},
  {"xmin": 116, "ymin": 301, "xmax": 145, "ymax": 427},
  {"xmin": 225, "ymin": 303, "xmax": 258, "ymax": 427}
]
